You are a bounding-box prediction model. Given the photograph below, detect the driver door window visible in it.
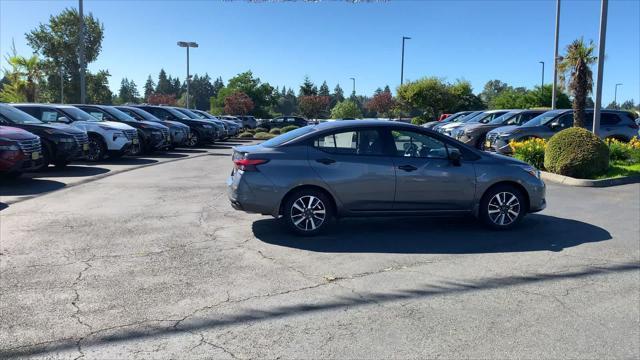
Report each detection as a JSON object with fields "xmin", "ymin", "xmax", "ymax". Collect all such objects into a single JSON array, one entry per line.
[
  {"xmin": 87, "ymin": 111, "xmax": 104, "ymax": 121},
  {"xmin": 391, "ymin": 130, "xmax": 448, "ymax": 159}
]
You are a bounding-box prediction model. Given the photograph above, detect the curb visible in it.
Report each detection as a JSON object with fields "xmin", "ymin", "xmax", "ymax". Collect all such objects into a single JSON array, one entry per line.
[
  {"xmin": 3, "ymin": 153, "xmax": 220, "ymax": 206},
  {"xmin": 541, "ymin": 171, "xmax": 640, "ymax": 187}
]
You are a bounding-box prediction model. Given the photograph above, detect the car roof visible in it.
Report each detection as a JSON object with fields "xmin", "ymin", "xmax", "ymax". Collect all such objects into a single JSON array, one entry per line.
[{"xmin": 312, "ymin": 119, "xmax": 421, "ymax": 131}]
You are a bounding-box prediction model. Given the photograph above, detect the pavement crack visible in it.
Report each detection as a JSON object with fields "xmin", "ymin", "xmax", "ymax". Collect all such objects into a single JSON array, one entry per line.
[
  {"xmin": 70, "ymin": 256, "xmax": 95, "ymax": 333},
  {"xmin": 187, "ymin": 330, "xmax": 240, "ymax": 359}
]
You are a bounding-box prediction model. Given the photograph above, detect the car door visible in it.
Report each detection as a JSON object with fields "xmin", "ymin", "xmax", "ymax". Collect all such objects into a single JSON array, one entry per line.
[
  {"xmin": 387, "ymin": 129, "xmax": 476, "ymax": 211},
  {"xmin": 308, "ymin": 128, "xmax": 396, "ymax": 212}
]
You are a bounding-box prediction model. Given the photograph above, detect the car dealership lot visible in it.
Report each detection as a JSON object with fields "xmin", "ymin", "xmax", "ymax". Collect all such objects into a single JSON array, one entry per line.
[{"xmin": 0, "ymin": 145, "xmax": 639, "ymax": 359}]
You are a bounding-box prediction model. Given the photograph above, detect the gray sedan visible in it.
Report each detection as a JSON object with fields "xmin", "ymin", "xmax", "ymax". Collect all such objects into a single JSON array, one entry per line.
[{"xmin": 228, "ymin": 120, "xmax": 546, "ymax": 235}]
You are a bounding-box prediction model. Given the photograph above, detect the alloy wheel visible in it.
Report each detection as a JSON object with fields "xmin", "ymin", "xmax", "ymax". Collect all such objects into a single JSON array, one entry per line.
[
  {"xmin": 87, "ymin": 138, "xmax": 102, "ymax": 161},
  {"xmin": 487, "ymin": 191, "xmax": 520, "ymax": 226},
  {"xmin": 186, "ymin": 132, "xmax": 198, "ymax": 147},
  {"xmin": 290, "ymin": 195, "xmax": 326, "ymax": 232}
]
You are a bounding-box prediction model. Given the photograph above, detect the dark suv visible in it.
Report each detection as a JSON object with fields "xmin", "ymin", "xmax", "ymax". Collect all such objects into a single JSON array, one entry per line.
[
  {"xmin": 116, "ymin": 106, "xmax": 191, "ymax": 149},
  {"xmin": 262, "ymin": 116, "xmax": 309, "ymax": 130},
  {"xmin": 0, "ymin": 104, "xmax": 88, "ymax": 168},
  {"xmin": 0, "ymin": 126, "xmax": 44, "ymax": 177},
  {"xmin": 75, "ymin": 105, "xmax": 170, "ymax": 155},
  {"xmin": 133, "ymin": 105, "xmax": 218, "ymax": 147}
]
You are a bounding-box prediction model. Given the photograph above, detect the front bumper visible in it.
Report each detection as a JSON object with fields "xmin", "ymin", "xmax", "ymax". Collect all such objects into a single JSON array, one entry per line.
[
  {"xmin": 528, "ymin": 180, "xmax": 546, "ymax": 213},
  {"xmin": 56, "ymin": 141, "xmax": 88, "ymax": 161}
]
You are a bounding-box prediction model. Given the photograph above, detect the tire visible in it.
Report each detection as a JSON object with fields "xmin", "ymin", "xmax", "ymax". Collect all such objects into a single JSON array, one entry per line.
[
  {"xmin": 54, "ymin": 161, "xmax": 70, "ymax": 168},
  {"xmin": 185, "ymin": 131, "xmax": 199, "ymax": 147},
  {"xmin": 479, "ymin": 184, "xmax": 526, "ymax": 230},
  {"xmin": 283, "ymin": 189, "xmax": 333, "ymax": 236},
  {"xmin": 86, "ymin": 134, "xmax": 106, "ymax": 162},
  {"xmin": 37, "ymin": 141, "xmax": 53, "ymax": 171},
  {"xmin": 476, "ymin": 134, "xmax": 487, "ymax": 150}
]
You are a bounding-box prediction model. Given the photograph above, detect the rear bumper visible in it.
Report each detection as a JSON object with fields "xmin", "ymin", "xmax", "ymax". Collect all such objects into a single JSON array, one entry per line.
[{"xmin": 227, "ymin": 170, "xmax": 281, "ymax": 216}]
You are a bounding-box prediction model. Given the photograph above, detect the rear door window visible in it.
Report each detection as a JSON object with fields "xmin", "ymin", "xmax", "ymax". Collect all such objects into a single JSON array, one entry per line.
[
  {"xmin": 601, "ymin": 113, "xmax": 620, "ymax": 125},
  {"xmin": 314, "ymin": 129, "xmax": 384, "ymax": 155}
]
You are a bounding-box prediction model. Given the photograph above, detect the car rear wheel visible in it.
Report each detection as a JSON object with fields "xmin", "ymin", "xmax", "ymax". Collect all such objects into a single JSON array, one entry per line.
[
  {"xmin": 283, "ymin": 190, "xmax": 333, "ymax": 236},
  {"xmin": 480, "ymin": 185, "xmax": 526, "ymax": 229}
]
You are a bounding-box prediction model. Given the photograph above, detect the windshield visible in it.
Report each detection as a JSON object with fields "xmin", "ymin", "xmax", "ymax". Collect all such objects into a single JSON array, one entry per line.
[
  {"xmin": 101, "ymin": 107, "xmax": 136, "ymax": 121},
  {"xmin": 488, "ymin": 111, "xmax": 519, "ymax": 125},
  {"xmin": 521, "ymin": 110, "xmax": 564, "ymax": 127},
  {"xmin": 60, "ymin": 107, "xmax": 101, "ymax": 122},
  {"xmin": 0, "ymin": 104, "xmax": 43, "ymax": 124},
  {"xmin": 176, "ymin": 108, "xmax": 202, "ymax": 119},
  {"xmin": 197, "ymin": 111, "xmax": 217, "ymax": 120},
  {"xmin": 122, "ymin": 107, "xmax": 161, "ymax": 122},
  {"xmin": 164, "ymin": 107, "xmax": 190, "ymax": 119},
  {"xmin": 261, "ymin": 125, "xmax": 316, "ymax": 147}
]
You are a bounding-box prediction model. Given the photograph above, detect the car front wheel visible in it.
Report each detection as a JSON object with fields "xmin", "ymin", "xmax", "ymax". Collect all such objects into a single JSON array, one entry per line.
[
  {"xmin": 283, "ymin": 190, "xmax": 333, "ymax": 236},
  {"xmin": 480, "ymin": 185, "xmax": 526, "ymax": 229},
  {"xmin": 186, "ymin": 131, "xmax": 199, "ymax": 147}
]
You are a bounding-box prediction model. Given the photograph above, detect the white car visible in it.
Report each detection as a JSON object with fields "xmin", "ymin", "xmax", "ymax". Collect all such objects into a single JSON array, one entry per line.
[{"xmin": 13, "ymin": 104, "xmax": 136, "ymax": 161}]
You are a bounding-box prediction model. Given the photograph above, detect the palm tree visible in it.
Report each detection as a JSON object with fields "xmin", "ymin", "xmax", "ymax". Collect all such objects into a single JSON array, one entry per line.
[
  {"xmin": 557, "ymin": 38, "xmax": 597, "ymax": 128},
  {"xmin": 8, "ymin": 55, "xmax": 43, "ymax": 102}
]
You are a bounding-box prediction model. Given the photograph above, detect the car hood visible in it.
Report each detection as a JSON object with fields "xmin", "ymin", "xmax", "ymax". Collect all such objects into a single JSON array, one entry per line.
[
  {"xmin": 488, "ymin": 125, "xmax": 520, "ymax": 135},
  {"xmin": 463, "ymin": 123, "xmax": 497, "ymax": 132},
  {"xmin": 483, "ymin": 151, "xmax": 529, "ymax": 166},
  {"xmin": 18, "ymin": 122, "xmax": 85, "ymax": 135},
  {"xmin": 139, "ymin": 120, "xmax": 169, "ymax": 130},
  {"xmin": 442, "ymin": 122, "xmax": 465, "ymax": 130},
  {"xmin": 163, "ymin": 120, "xmax": 190, "ymax": 129},
  {"xmin": 75, "ymin": 120, "xmax": 136, "ymax": 131},
  {"xmin": 0, "ymin": 126, "xmax": 39, "ymax": 140}
]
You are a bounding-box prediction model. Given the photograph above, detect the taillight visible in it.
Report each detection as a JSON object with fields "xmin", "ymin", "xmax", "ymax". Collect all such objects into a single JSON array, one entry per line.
[{"xmin": 233, "ymin": 158, "xmax": 268, "ymax": 171}]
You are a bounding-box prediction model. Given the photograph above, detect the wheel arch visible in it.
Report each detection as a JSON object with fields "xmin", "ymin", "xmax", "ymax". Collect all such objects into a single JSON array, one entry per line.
[
  {"xmin": 278, "ymin": 184, "xmax": 338, "ymax": 217},
  {"xmin": 479, "ymin": 180, "xmax": 531, "ymax": 213}
]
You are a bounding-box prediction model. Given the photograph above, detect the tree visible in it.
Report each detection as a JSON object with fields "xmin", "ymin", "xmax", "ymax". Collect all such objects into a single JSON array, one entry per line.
[
  {"xmin": 558, "ymin": 38, "xmax": 597, "ymax": 127},
  {"xmin": 147, "ymin": 93, "xmax": 176, "ymax": 105},
  {"xmin": 367, "ymin": 91, "xmax": 396, "ymax": 118},
  {"xmin": 298, "ymin": 95, "xmax": 330, "ymax": 119},
  {"xmin": 330, "ymin": 100, "xmax": 362, "ymax": 119},
  {"xmin": 299, "ymin": 76, "xmax": 317, "ymax": 97},
  {"xmin": 318, "ymin": 81, "xmax": 330, "ymax": 97},
  {"xmin": 210, "ymin": 71, "xmax": 273, "ymax": 117},
  {"xmin": 480, "ymin": 80, "xmax": 510, "ymax": 105},
  {"xmin": 26, "ymin": 8, "xmax": 105, "ymax": 103},
  {"xmin": 490, "ymin": 84, "xmax": 571, "ymax": 110},
  {"xmin": 396, "ymin": 77, "xmax": 451, "ymax": 122},
  {"xmin": 332, "ymin": 83, "xmax": 345, "ymax": 107},
  {"xmin": 620, "ymin": 99, "xmax": 636, "ymax": 110},
  {"xmin": 86, "ymin": 70, "xmax": 113, "ymax": 104},
  {"xmin": 117, "ymin": 78, "xmax": 139, "ymax": 104},
  {"xmin": 448, "ymin": 80, "xmax": 485, "ymax": 112},
  {"xmin": 224, "ymin": 91, "xmax": 254, "ymax": 115},
  {"xmin": 156, "ymin": 69, "xmax": 171, "ymax": 94},
  {"xmin": 143, "ymin": 75, "xmax": 155, "ymax": 101}
]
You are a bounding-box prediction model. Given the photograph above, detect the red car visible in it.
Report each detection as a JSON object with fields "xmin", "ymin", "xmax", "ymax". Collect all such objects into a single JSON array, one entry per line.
[
  {"xmin": 0, "ymin": 126, "xmax": 43, "ymax": 178},
  {"xmin": 438, "ymin": 113, "xmax": 452, "ymax": 121}
]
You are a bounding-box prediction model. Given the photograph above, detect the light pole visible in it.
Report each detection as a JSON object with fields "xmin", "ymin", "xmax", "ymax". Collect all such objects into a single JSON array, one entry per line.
[
  {"xmin": 349, "ymin": 77, "xmax": 356, "ymax": 97},
  {"xmin": 614, "ymin": 83, "xmax": 622, "ymax": 108},
  {"xmin": 551, "ymin": 0, "xmax": 561, "ymax": 109},
  {"xmin": 400, "ymin": 36, "xmax": 411, "ymax": 86},
  {"xmin": 177, "ymin": 41, "xmax": 198, "ymax": 109},
  {"xmin": 539, "ymin": 61, "xmax": 545, "ymax": 91},
  {"xmin": 78, "ymin": 0, "xmax": 86, "ymax": 104},
  {"xmin": 592, "ymin": 0, "xmax": 608, "ymax": 136},
  {"xmin": 59, "ymin": 67, "xmax": 64, "ymax": 104}
]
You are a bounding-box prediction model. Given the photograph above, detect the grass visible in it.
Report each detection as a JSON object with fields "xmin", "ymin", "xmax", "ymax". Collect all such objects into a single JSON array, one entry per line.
[{"xmin": 595, "ymin": 162, "xmax": 640, "ymax": 179}]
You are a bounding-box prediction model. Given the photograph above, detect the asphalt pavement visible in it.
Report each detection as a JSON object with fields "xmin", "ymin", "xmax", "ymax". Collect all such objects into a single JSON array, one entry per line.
[{"xmin": 0, "ymin": 143, "xmax": 638, "ymax": 359}]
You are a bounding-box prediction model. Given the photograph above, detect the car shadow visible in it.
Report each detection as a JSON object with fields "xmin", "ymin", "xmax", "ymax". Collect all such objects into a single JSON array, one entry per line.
[
  {"xmin": 252, "ymin": 214, "xmax": 611, "ymax": 254},
  {"xmin": 100, "ymin": 157, "xmax": 159, "ymax": 165},
  {"xmin": 0, "ymin": 178, "xmax": 66, "ymax": 197},
  {"xmin": 171, "ymin": 148, "xmax": 208, "ymax": 154},
  {"xmin": 27, "ymin": 165, "xmax": 111, "ymax": 178},
  {"xmin": 202, "ymin": 144, "xmax": 232, "ymax": 149},
  {"xmin": 145, "ymin": 153, "xmax": 189, "ymax": 159}
]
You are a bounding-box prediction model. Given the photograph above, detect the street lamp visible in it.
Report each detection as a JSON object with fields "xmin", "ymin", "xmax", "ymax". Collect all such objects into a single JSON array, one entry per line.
[
  {"xmin": 538, "ymin": 61, "xmax": 545, "ymax": 91},
  {"xmin": 614, "ymin": 83, "xmax": 623, "ymax": 108},
  {"xmin": 551, "ymin": 0, "xmax": 561, "ymax": 109},
  {"xmin": 401, "ymin": 36, "xmax": 411, "ymax": 85},
  {"xmin": 592, "ymin": 0, "xmax": 608, "ymax": 136},
  {"xmin": 177, "ymin": 41, "xmax": 199, "ymax": 109},
  {"xmin": 349, "ymin": 77, "xmax": 356, "ymax": 96},
  {"xmin": 59, "ymin": 66, "xmax": 64, "ymax": 104}
]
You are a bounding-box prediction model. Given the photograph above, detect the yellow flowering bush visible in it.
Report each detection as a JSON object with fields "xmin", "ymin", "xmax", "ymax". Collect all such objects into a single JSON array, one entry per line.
[
  {"xmin": 509, "ymin": 138, "xmax": 547, "ymax": 170},
  {"xmin": 606, "ymin": 137, "xmax": 640, "ymax": 163}
]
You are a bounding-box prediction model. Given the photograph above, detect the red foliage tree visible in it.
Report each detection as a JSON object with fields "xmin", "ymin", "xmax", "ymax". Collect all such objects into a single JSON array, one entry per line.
[
  {"xmin": 147, "ymin": 93, "xmax": 177, "ymax": 105},
  {"xmin": 224, "ymin": 92, "xmax": 254, "ymax": 115},
  {"xmin": 367, "ymin": 91, "xmax": 396, "ymax": 117},
  {"xmin": 298, "ymin": 95, "xmax": 330, "ymax": 119}
]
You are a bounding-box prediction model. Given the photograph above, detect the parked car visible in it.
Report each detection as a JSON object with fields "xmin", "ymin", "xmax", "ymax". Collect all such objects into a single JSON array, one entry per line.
[
  {"xmin": 220, "ymin": 115, "xmax": 243, "ymax": 127},
  {"xmin": 115, "ymin": 106, "xmax": 190, "ymax": 149},
  {"xmin": 0, "ymin": 126, "xmax": 44, "ymax": 177},
  {"xmin": 228, "ymin": 120, "xmax": 546, "ymax": 235},
  {"xmin": 235, "ymin": 115, "xmax": 257, "ymax": 129},
  {"xmin": 132, "ymin": 105, "xmax": 218, "ymax": 146},
  {"xmin": 0, "ymin": 104, "xmax": 88, "ymax": 168},
  {"xmin": 74, "ymin": 105, "xmax": 170, "ymax": 155},
  {"xmin": 428, "ymin": 111, "xmax": 482, "ymax": 131},
  {"xmin": 190, "ymin": 110, "xmax": 241, "ymax": 137},
  {"xmin": 486, "ymin": 109, "xmax": 640, "ymax": 155},
  {"xmin": 261, "ymin": 116, "xmax": 309, "ymax": 130},
  {"xmin": 14, "ymin": 103, "xmax": 135, "ymax": 161},
  {"xmin": 451, "ymin": 109, "xmax": 547, "ymax": 149},
  {"xmin": 438, "ymin": 113, "xmax": 452, "ymax": 121},
  {"xmin": 438, "ymin": 110, "xmax": 509, "ymax": 137},
  {"xmin": 171, "ymin": 107, "xmax": 226, "ymax": 140}
]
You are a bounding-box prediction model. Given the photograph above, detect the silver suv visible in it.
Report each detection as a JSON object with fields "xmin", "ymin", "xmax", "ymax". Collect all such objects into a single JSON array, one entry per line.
[
  {"xmin": 486, "ymin": 109, "xmax": 639, "ymax": 155},
  {"xmin": 228, "ymin": 120, "xmax": 546, "ymax": 235}
]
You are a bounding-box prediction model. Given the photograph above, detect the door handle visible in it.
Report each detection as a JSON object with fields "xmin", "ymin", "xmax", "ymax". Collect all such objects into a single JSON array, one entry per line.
[
  {"xmin": 398, "ymin": 164, "xmax": 417, "ymax": 172},
  {"xmin": 316, "ymin": 158, "xmax": 336, "ymax": 165}
]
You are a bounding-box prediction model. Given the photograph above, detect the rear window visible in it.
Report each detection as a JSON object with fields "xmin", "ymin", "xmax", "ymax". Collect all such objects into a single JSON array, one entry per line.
[
  {"xmin": 601, "ymin": 113, "xmax": 621, "ymax": 125},
  {"xmin": 260, "ymin": 126, "xmax": 316, "ymax": 147}
]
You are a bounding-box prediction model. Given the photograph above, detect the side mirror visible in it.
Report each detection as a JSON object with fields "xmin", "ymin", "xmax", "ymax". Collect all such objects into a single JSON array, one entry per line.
[
  {"xmin": 57, "ymin": 116, "xmax": 69, "ymax": 123},
  {"xmin": 448, "ymin": 149, "xmax": 462, "ymax": 166}
]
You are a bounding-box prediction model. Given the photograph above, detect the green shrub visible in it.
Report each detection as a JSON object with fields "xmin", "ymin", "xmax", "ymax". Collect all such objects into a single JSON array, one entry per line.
[
  {"xmin": 238, "ymin": 132, "xmax": 253, "ymax": 138},
  {"xmin": 544, "ymin": 127, "xmax": 609, "ymax": 178},
  {"xmin": 269, "ymin": 128, "xmax": 281, "ymax": 135},
  {"xmin": 509, "ymin": 138, "xmax": 546, "ymax": 170},
  {"xmin": 255, "ymin": 127, "xmax": 268, "ymax": 133},
  {"xmin": 606, "ymin": 139, "xmax": 632, "ymax": 161},
  {"xmin": 281, "ymin": 125, "xmax": 299, "ymax": 133},
  {"xmin": 254, "ymin": 132, "xmax": 276, "ymax": 140},
  {"xmin": 411, "ymin": 115, "xmax": 431, "ymax": 125}
]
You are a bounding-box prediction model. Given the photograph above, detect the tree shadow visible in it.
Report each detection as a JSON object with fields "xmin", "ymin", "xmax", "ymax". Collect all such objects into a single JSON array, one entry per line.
[
  {"xmin": 0, "ymin": 178, "xmax": 66, "ymax": 197},
  {"xmin": 2, "ymin": 261, "xmax": 637, "ymax": 358},
  {"xmin": 27, "ymin": 165, "xmax": 111, "ymax": 178},
  {"xmin": 252, "ymin": 214, "xmax": 612, "ymax": 254}
]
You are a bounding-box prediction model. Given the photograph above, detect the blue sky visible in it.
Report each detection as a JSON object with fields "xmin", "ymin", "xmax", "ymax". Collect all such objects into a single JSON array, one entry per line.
[{"xmin": 1, "ymin": 0, "xmax": 638, "ymax": 104}]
